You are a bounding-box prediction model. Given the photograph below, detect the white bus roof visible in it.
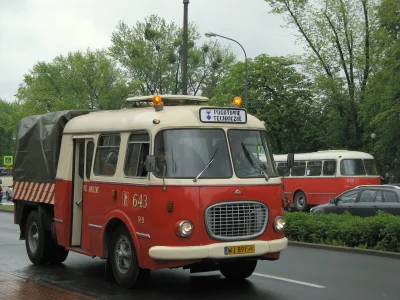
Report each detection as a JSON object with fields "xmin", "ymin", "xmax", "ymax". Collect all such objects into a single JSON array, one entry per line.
[
  {"xmin": 274, "ymin": 150, "xmax": 374, "ymax": 161},
  {"xmin": 63, "ymin": 105, "xmax": 265, "ymax": 134}
]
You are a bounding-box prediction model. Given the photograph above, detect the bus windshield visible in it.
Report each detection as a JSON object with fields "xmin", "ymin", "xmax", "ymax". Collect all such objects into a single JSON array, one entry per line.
[
  {"xmin": 340, "ymin": 159, "xmax": 379, "ymax": 175},
  {"xmin": 227, "ymin": 129, "xmax": 278, "ymax": 178},
  {"xmin": 154, "ymin": 129, "xmax": 233, "ymax": 179}
]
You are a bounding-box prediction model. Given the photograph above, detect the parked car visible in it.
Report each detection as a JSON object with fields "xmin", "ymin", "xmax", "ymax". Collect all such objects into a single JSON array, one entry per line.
[
  {"xmin": 6, "ymin": 186, "xmax": 12, "ymax": 200},
  {"xmin": 310, "ymin": 184, "xmax": 400, "ymax": 217},
  {"xmin": 0, "ymin": 176, "xmax": 13, "ymax": 201}
]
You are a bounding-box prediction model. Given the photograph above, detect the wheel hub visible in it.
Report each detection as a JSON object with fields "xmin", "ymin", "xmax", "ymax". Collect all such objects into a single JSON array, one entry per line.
[{"xmin": 115, "ymin": 235, "xmax": 132, "ymax": 274}]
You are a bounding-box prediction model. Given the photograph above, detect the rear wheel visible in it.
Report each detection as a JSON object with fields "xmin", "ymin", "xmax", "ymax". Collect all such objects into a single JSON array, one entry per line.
[
  {"xmin": 25, "ymin": 211, "xmax": 51, "ymax": 265},
  {"xmin": 294, "ymin": 191, "xmax": 308, "ymax": 212},
  {"xmin": 110, "ymin": 225, "xmax": 150, "ymax": 288},
  {"xmin": 220, "ymin": 260, "xmax": 257, "ymax": 280}
]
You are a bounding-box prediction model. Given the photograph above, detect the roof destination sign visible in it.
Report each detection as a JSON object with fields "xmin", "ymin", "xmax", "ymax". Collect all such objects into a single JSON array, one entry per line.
[{"xmin": 199, "ymin": 108, "xmax": 247, "ymax": 124}]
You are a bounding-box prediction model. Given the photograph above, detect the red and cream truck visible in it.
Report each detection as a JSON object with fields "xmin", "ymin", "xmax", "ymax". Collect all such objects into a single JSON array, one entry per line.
[{"xmin": 12, "ymin": 95, "xmax": 289, "ymax": 288}]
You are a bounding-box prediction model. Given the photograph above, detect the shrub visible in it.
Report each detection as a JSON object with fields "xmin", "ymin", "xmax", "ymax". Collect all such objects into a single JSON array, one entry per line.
[{"xmin": 284, "ymin": 211, "xmax": 400, "ymax": 252}]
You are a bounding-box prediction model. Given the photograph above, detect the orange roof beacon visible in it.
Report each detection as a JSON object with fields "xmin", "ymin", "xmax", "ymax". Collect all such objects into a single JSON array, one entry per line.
[{"xmin": 12, "ymin": 95, "xmax": 289, "ymax": 288}]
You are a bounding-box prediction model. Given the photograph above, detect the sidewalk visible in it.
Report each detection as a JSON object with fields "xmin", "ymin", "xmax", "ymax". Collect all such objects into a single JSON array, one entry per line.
[{"xmin": 0, "ymin": 269, "xmax": 95, "ymax": 300}]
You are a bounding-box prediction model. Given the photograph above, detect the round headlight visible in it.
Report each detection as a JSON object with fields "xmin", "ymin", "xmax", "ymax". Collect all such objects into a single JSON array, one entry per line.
[
  {"xmin": 174, "ymin": 220, "xmax": 194, "ymax": 238},
  {"xmin": 274, "ymin": 216, "xmax": 286, "ymax": 231}
]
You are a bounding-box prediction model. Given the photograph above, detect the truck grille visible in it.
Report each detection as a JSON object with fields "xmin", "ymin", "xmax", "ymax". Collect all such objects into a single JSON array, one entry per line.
[{"xmin": 205, "ymin": 201, "xmax": 268, "ymax": 241}]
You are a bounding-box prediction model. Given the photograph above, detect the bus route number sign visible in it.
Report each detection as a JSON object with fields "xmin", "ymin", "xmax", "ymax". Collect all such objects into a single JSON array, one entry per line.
[{"xmin": 199, "ymin": 108, "xmax": 247, "ymax": 124}]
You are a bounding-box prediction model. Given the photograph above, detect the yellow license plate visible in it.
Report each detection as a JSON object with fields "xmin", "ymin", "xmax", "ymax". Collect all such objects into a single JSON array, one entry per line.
[{"xmin": 224, "ymin": 245, "xmax": 255, "ymax": 255}]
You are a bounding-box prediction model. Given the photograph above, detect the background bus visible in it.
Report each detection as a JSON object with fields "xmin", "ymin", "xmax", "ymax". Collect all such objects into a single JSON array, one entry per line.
[{"xmin": 273, "ymin": 150, "xmax": 381, "ymax": 211}]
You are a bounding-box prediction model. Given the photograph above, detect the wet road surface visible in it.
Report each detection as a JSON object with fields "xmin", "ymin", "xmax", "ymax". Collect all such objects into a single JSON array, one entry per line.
[{"xmin": 0, "ymin": 211, "xmax": 399, "ymax": 300}]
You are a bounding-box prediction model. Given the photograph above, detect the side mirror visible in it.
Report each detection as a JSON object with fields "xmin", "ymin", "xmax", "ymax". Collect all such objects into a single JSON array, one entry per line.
[
  {"xmin": 329, "ymin": 198, "xmax": 337, "ymax": 204},
  {"xmin": 145, "ymin": 155, "xmax": 156, "ymax": 172},
  {"xmin": 287, "ymin": 153, "xmax": 294, "ymax": 169}
]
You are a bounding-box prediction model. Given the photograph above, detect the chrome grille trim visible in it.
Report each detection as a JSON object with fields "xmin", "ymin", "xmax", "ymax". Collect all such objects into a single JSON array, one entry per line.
[{"xmin": 204, "ymin": 201, "xmax": 268, "ymax": 241}]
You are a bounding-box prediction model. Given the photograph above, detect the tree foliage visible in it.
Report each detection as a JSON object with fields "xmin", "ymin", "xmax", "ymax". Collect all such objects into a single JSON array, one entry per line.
[
  {"xmin": 265, "ymin": 0, "xmax": 379, "ymax": 149},
  {"xmin": 108, "ymin": 15, "xmax": 235, "ymax": 97},
  {"xmin": 210, "ymin": 54, "xmax": 321, "ymax": 153},
  {"xmin": 361, "ymin": 0, "xmax": 400, "ymax": 173},
  {"xmin": 16, "ymin": 49, "xmax": 137, "ymax": 114}
]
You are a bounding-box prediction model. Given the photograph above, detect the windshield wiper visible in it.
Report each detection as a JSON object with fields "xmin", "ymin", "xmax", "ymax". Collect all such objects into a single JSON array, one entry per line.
[
  {"xmin": 241, "ymin": 142, "xmax": 270, "ymax": 181},
  {"xmin": 193, "ymin": 148, "xmax": 218, "ymax": 182}
]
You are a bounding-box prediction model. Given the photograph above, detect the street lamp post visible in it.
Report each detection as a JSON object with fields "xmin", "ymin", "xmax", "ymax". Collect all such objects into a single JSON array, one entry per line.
[
  {"xmin": 205, "ymin": 32, "xmax": 248, "ymax": 110},
  {"xmin": 182, "ymin": 0, "xmax": 189, "ymax": 95},
  {"xmin": 371, "ymin": 133, "xmax": 376, "ymax": 152}
]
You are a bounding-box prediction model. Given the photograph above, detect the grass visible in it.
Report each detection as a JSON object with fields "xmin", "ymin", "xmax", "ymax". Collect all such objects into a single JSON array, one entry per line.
[{"xmin": 0, "ymin": 205, "xmax": 14, "ymax": 211}]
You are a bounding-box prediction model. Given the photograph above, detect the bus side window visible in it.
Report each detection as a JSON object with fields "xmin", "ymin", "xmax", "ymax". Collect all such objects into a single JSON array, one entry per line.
[
  {"xmin": 93, "ymin": 134, "xmax": 121, "ymax": 177},
  {"xmin": 306, "ymin": 160, "xmax": 322, "ymax": 176},
  {"xmin": 292, "ymin": 161, "xmax": 306, "ymax": 176},
  {"xmin": 277, "ymin": 162, "xmax": 287, "ymax": 176},
  {"xmin": 124, "ymin": 133, "xmax": 150, "ymax": 178},
  {"xmin": 323, "ymin": 160, "xmax": 336, "ymax": 176}
]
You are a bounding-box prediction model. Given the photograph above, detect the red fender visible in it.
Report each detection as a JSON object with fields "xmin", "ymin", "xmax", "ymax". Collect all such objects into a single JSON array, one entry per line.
[{"xmin": 101, "ymin": 210, "xmax": 145, "ymax": 268}]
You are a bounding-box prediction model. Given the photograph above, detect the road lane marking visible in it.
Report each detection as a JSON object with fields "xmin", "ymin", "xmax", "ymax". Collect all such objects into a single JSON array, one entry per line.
[{"xmin": 253, "ymin": 273, "xmax": 326, "ymax": 289}]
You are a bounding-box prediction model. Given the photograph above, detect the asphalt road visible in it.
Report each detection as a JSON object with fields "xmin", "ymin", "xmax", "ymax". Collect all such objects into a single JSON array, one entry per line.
[{"xmin": 0, "ymin": 211, "xmax": 399, "ymax": 300}]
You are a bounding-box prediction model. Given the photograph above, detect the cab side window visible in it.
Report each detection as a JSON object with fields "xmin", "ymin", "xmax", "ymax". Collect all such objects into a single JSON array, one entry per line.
[
  {"xmin": 93, "ymin": 134, "xmax": 121, "ymax": 176},
  {"xmin": 383, "ymin": 191, "xmax": 399, "ymax": 203},
  {"xmin": 338, "ymin": 190, "xmax": 359, "ymax": 203},
  {"xmin": 359, "ymin": 190, "xmax": 378, "ymax": 202},
  {"xmin": 124, "ymin": 133, "xmax": 150, "ymax": 178}
]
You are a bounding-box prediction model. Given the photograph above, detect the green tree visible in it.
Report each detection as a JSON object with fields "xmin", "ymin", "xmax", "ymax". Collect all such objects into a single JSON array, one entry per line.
[
  {"xmin": 265, "ymin": 0, "xmax": 379, "ymax": 149},
  {"xmin": 210, "ymin": 54, "xmax": 320, "ymax": 153},
  {"xmin": 16, "ymin": 49, "xmax": 137, "ymax": 114},
  {"xmin": 108, "ymin": 15, "xmax": 235, "ymax": 97},
  {"xmin": 361, "ymin": 0, "xmax": 400, "ymax": 175},
  {"xmin": 0, "ymin": 99, "xmax": 22, "ymax": 163}
]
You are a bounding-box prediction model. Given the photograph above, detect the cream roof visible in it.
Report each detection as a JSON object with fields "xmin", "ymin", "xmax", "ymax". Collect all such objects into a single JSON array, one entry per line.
[
  {"xmin": 63, "ymin": 105, "xmax": 265, "ymax": 134},
  {"xmin": 274, "ymin": 150, "xmax": 375, "ymax": 161}
]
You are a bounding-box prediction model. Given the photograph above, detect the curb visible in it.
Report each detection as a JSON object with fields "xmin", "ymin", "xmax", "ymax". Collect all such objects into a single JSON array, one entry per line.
[
  {"xmin": 288, "ymin": 241, "xmax": 400, "ymax": 259},
  {"xmin": 0, "ymin": 208, "xmax": 14, "ymax": 214}
]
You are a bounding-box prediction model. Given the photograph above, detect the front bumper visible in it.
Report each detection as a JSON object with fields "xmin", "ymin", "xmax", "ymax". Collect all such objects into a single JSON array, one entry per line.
[{"xmin": 149, "ymin": 237, "xmax": 288, "ymax": 260}]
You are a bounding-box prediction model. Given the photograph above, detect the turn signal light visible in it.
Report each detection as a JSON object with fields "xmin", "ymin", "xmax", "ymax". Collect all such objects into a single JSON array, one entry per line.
[{"xmin": 233, "ymin": 96, "xmax": 242, "ymax": 107}]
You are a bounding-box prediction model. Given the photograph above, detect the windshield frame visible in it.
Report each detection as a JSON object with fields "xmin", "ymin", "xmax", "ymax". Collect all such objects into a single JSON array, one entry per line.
[{"xmin": 153, "ymin": 128, "xmax": 233, "ymax": 179}]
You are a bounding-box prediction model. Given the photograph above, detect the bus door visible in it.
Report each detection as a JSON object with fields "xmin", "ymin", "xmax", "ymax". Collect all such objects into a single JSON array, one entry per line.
[{"xmin": 70, "ymin": 137, "xmax": 95, "ymax": 248}]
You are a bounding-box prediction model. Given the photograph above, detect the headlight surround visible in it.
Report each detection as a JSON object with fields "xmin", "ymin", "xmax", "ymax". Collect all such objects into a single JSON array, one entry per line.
[
  {"xmin": 274, "ymin": 216, "xmax": 286, "ymax": 231},
  {"xmin": 174, "ymin": 220, "xmax": 194, "ymax": 238}
]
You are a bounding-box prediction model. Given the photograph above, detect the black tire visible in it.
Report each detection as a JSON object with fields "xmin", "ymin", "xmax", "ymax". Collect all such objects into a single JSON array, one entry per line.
[
  {"xmin": 49, "ymin": 244, "xmax": 69, "ymax": 264},
  {"xmin": 25, "ymin": 210, "xmax": 51, "ymax": 265},
  {"xmin": 294, "ymin": 191, "xmax": 308, "ymax": 212},
  {"xmin": 110, "ymin": 225, "xmax": 150, "ymax": 288},
  {"xmin": 220, "ymin": 260, "xmax": 257, "ymax": 280}
]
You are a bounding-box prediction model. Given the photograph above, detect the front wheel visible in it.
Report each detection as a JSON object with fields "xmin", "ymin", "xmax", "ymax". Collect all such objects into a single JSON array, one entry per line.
[
  {"xmin": 110, "ymin": 226, "xmax": 150, "ymax": 288},
  {"xmin": 220, "ymin": 260, "xmax": 257, "ymax": 280},
  {"xmin": 49, "ymin": 244, "xmax": 69, "ymax": 264}
]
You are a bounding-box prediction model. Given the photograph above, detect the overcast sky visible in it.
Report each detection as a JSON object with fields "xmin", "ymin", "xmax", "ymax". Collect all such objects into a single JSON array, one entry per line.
[{"xmin": 0, "ymin": 0, "xmax": 303, "ymax": 103}]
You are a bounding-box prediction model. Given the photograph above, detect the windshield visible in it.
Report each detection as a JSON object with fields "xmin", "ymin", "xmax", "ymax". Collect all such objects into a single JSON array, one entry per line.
[
  {"xmin": 154, "ymin": 129, "xmax": 232, "ymax": 179},
  {"xmin": 227, "ymin": 129, "xmax": 278, "ymax": 178},
  {"xmin": 340, "ymin": 159, "xmax": 379, "ymax": 176}
]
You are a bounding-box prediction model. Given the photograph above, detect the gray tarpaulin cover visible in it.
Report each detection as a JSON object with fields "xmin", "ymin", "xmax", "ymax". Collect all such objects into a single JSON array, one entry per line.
[{"xmin": 13, "ymin": 110, "xmax": 91, "ymax": 183}]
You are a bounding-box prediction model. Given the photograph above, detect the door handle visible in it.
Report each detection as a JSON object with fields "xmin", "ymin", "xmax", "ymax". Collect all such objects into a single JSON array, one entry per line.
[{"xmin": 76, "ymin": 198, "xmax": 83, "ymax": 206}]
